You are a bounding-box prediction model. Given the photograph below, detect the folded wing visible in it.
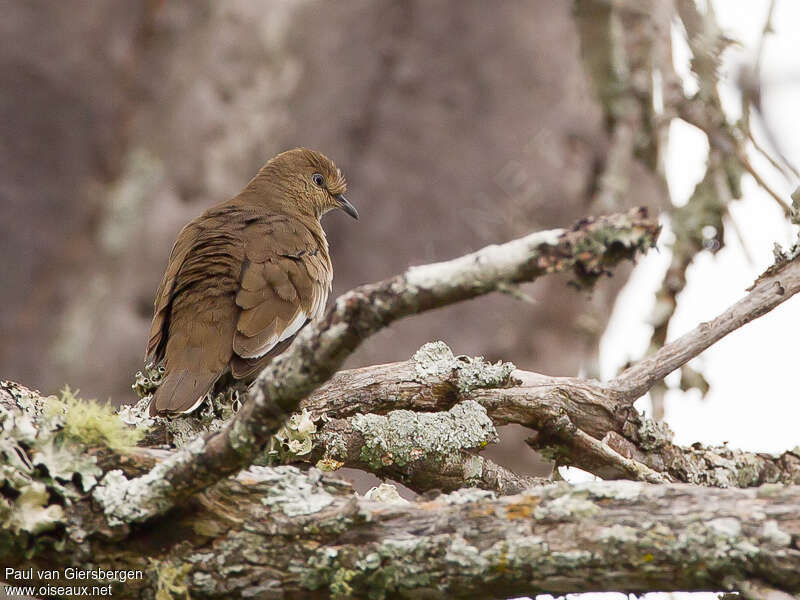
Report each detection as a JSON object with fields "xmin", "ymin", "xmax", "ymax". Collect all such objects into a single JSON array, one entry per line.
[{"xmin": 231, "ymin": 218, "xmax": 332, "ymax": 378}]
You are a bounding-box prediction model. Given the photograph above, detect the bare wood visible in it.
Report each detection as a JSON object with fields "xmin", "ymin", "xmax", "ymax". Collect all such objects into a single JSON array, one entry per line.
[
  {"xmin": 611, "ymin": 252, "xmax": 800, "ymax": 400},
  {"xmin": 527, "ymin": 413, "xmax": 671, "ymax": 484}
]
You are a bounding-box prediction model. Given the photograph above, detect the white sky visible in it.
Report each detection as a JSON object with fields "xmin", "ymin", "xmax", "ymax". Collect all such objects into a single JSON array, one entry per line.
[
  {"xmin": 599, "ymin": 0, "xmax": 800, "ymax": 456},
  {"xmin": 489, "ymin": 4, "xmax": 796, "ymax": 600},
  {"xmin": 550, "ymin": 7, "xmax": 799, "ymax": 598},
  {"xmin": 554, "ymin": 3, "xmax": 800, "ymax": 595},
  {"xmin": 555, "ymin": 0, "xmax": 800, "ymax": 571}
]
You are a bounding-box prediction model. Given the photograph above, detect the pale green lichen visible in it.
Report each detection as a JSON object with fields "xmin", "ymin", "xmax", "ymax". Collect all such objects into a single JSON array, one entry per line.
[
  {"xmin": 131, "ymin": 364, "xmax": 165, "ymax": 400},
  {"xmin": 363, "ymin": 483, "xmax": 409, "ymax": 504},
  {"xmin": 2, "ymin": 382, "xmax": 45, "ymax": 422},
  {"xmin": 696, "ymin": 449, "xmax": 763, "ymax": 488},
  {"xmin": 0, "ymin": 388, "xmax": 117, "ymax": 547},
  {"xmin": 271, "ymin": 408, "xmax": 317, "ymax": 457},
  {"xmin": 329, "ymin": 568, "xmax": 357, "ymax": 599},
  {"xmin": 46, "ymin": 387, "xmax": 145, "ymax": 451},
  {"xmin": 0, "ymin": 409, "xmax": 36, "ymax": 472},
  {"xmin": 439, "ymin": 488, "xmax": 496, "ymax": 505},
  {"xmin": 347, "ymin": 537, "xmax": 435, "ymax": 596},
  {"xmin": 300, "ymin": 547, "xmax": 340, "ymax": 590},
  {"xmin": 228, "ymin": 414, "xmax": 257, "ymax": 455},
  {"xmin": 254, "ymin": 466, "xmax": 335, "ymax": 517},
  {"xmin": 682, "ymin": 518, "xmax": 760, "ymax": 565},
  {"xmin": 412, "ymin": 342, "xmax": 516, "ymax": 392},
  {"xmin": 445, "ymin": 534, "xmax": 489, "ymax": 574},
  {"xmin": 149, "ymin": 557, "xmax": 191, "ymax": 600},
  {"xmin": 297, "ymin": 475, "xmax": 781, "ymax": 599},
  {"xmin": 316, "ymin": 457, "xmax": 344, "ymax": 472},
  {"xmin": 451, "ymin": 354, "xmax": 516, "ymax": 393},
  {"xmin": 759, "ymin": 520, "xmax": 792, "ymax": 547},
  {"xmin": 92, "ymin": 470, "xmax": 148, "ymax": 527},
  {"xmin": 3, "ymin": 479, "xmax": 64, "ymax": 535},
  {"xmin": 533, "ymin": 490, "xmax": 599, "ymax": 520},
  {"xmin": 580, "ymin": 480, "xmax": 642, "ymax": 501},
  {"xmin": 350, "ymin": 401, "xmax": 497, "ymax": 470},
  {"xmin": 166, "ymin": 415, "xmax": 226, "ymax": 449},
  {"xmin": 296, "ymin": 514, "xmax": 597, "ymax": 598},
  {"xmin": 706, "ymin": 517, "xmax": 742, "ymax": 538},
  {"xmin": 623, "ymin": 414, "xmax": 673, "ymax": 451},
  {"xmin": 0, "ymin": 403, "xmax": 89, "ymax": 558},
  {"xmin": 128, "ymin": 383, "xmax": 242, "ymax": 449},
  {"xmin": 412, "ymin": 341, "xmax": 455, "ymax": 381},
  {"xmin": 93, "ymin": 436, "xmax": 206, "ymax": 526},
  {"xmin": 462, "ymin": 454, "xmax": 484, "ymax": 484},
  {"xmin": 31, "ymin": 436, "xmax": 101, "ymax": 492},
  {"xmin": 674, "ymin": 445, "xmax": 787, "ymax": 489},
  {"xmin": 116, "ymin": 397, "xmax": 156, "ymax": 430},
  {"xmin": 157, "ymin": 390, "xmax": 239, "ymax": 449},
  {"xmin": 598, "ymin": 524, "xmax": 639, "ymax": 543}
]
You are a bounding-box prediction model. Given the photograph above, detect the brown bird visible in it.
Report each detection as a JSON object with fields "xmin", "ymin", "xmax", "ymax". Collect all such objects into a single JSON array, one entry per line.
[{"xmin": 146, "ymin": 148, "xmax": 358, "ymax": 417}]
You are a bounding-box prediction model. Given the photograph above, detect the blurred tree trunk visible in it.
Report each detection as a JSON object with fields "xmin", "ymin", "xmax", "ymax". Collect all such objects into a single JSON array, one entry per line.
[{"xmin": 0, "ymin": 1, "xmax": 667, "ymax": 480}]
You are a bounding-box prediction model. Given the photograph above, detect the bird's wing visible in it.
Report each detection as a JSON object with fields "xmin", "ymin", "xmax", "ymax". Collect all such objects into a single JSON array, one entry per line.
[
  {"xmin": 145, "ymin": 222, "xmax": 200, "ymax": 363},
  {"xmin": 148, "ymin": 220, "xmax": 244, "ymax": 415},
  {"xmin": 231, "ymin": 218, "xmax": 331, "ymax": 376}
]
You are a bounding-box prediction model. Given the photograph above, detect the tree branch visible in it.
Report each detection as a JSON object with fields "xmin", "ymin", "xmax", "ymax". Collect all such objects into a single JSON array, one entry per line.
[
  {"xmin": 527, "ymin": 413, "xmax": 672, "ymax": 484},
  {"xmin": 92, "ymin": 209, "xmax": 658, "ymax": 527},
  {"xmin": 295, "ymin": 289, "xmax": 800, "ymax": 489},
  {"xmin": 7, "ymin": 456, "xmax": 800, "ymax": 599},
  {"xmin": 301, "ymin": 401, "xmax": 546, "ymax": 495},
  {"xmin": 3, "ymin": 240, "xmax": 800, "ymax": 598},
  {"xmin": 611, "ymin": 248, "xmax": 800, "ymax": 399},
  {"xmin": 736, "ymin": 578, "xmax": 800, "ymax": 600}
]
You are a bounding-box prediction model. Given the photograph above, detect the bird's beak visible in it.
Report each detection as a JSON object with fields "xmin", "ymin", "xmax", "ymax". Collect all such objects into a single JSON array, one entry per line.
[{"xmin": 335, "ymin": 194, "xmax": 359, "ymax": 220}]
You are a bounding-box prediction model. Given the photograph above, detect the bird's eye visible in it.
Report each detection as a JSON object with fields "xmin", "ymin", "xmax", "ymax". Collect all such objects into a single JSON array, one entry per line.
[{"xmin": 312, "ymin": 173, "xmax": 325, "ymax": 187}]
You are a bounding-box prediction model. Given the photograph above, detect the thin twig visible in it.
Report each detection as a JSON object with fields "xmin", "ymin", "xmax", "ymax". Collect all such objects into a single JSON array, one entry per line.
[
  {"xmin": 738, "ymin": 148, "xmax": 793, "ymax": 216},
  {"xmin": 612, "ymin": 252, "xmax": 800, "ymax": 400}
]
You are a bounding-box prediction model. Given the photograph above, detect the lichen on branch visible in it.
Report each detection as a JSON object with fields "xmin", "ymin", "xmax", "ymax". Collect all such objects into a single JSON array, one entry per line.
[{"xmin": 98, "ymin": 209, "xmax": 658, "ymax": 525}]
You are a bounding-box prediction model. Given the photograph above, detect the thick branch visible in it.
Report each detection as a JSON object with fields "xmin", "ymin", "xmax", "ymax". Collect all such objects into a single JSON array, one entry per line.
[
  {"xmin": 528, "ymin": 414, "xmax": 671, "ymax": 484},
  {"xmin": 94, "ymin": 209, "xmax": 658, "ymax": 526},
  {"xmin": 298, "ymin": 336, "xmax": 800, "ymax": 488},
  {"xmin": 10, "ymin": 463, "xmax": 800, "ymax": 599},
  {"xmin": 3, "ymin": 382, "xmax": 800, "ymax": 598},
  {"xmin": 302, "ymin": 401, "xmax": 545, "ymax": 495}
]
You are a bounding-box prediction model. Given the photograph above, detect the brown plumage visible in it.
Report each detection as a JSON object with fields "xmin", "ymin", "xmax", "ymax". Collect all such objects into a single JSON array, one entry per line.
[{"xmin": 146, "ymin": 148, "xmax": 358, "ymax": 417}]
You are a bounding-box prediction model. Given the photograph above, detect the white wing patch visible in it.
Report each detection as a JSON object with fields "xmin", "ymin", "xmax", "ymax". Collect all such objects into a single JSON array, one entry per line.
[
  {"xmin": 279, "ymin": 310, "xmax": 308, "ymax": 343},
  {"xmin": 311, "ymin": 288, "xmax": 326, "ymax": 320},
  {"xmin": 181, "ymin": 393, "xmax": 208, "ymax": 414},
  {"xmin": 242, "ymin": 309, "xmax": 308, "ymax": 360}
]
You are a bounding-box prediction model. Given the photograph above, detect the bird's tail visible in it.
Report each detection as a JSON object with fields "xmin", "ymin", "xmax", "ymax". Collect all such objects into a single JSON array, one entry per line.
[{"xmin": 148, "ymin": 368, "xmax": 217, "ymax": 417}]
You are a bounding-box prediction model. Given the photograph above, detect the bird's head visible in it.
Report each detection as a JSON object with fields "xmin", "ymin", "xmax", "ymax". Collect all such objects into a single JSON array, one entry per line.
[{"xmin": 253, "ymin": 148, "xmax": 358, "ymax": 220}]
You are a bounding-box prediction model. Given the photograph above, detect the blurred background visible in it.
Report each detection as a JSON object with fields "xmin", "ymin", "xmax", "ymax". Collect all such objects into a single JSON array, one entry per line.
[
  {"xmin": 598, "ymin": 0, "xmax": 800, "ymax": 462},
  {"xmin": 1, "ymin": 1, "xmax": 797, "ymax": 485}
]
